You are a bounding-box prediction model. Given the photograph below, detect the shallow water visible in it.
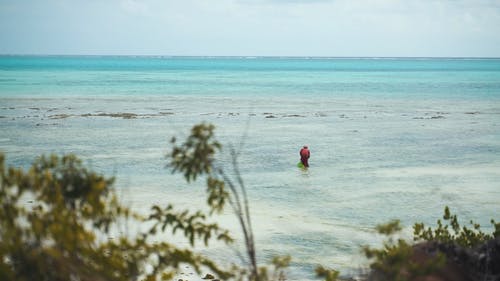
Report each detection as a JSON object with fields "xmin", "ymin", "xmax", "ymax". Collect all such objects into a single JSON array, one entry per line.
[{"xmin": 1, "ymin": 56, "xmax": 500, "ymax": 279}]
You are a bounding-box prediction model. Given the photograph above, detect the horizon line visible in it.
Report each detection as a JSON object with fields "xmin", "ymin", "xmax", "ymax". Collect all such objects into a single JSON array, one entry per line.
[{"xmin": 1, "ymin": 54, "xmax": 500, "ymax": 59}]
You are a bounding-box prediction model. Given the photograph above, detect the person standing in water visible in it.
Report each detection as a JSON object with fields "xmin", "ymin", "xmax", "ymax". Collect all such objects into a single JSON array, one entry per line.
[{"xmin": 300, "ymin": 145, "xmax": 310, "ymax": 168}]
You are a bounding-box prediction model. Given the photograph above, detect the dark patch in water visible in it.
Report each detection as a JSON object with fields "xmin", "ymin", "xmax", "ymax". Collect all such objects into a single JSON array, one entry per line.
[
  {"xmin": 158, "ymin": 112, "xmax": 174, "ymax": 116},
  {"xmin": 413, "ymin": 115, "xmax": 446, "ymax": 120},
  {"xmin": 97, "ymin": 113, "xmax": 137, "ymax": 119},
  {"xmin": 49, "ymin": 114, "xmax": 72, "ymax": 119},
  {"xmin": 78, "ymin": 112, "xmax": 175, "ymax": 119}
]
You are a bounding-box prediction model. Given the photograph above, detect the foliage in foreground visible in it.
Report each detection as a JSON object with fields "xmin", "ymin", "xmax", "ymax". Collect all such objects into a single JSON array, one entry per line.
[
  {"xmin": 413, "ymin": 206, "xmax": 500, "ymax": 247},
  {"xmin": 315, "ymin": 265, "xmax": 340, "ymax": 281},
  {"xmin": 168, "ymin": 123, "xmax": 290, "ymax": 281},
  {"xmin": 363, "ymin": 219, "xmax": 446, "ymax": 281},
  {"xmin": 0, "ymin": 123, "xmax": 291, "ymax": 281},
  {"xmin": 0, "ymin": 153, "xmax": 232, "ymax": 281},
  {"xmin": 364, "ymin": 207, "xmax": 499, "ymax": 281}
]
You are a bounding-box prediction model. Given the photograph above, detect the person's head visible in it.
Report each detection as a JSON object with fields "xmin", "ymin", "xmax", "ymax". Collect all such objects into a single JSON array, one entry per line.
[{"xmin": 303, "ymin": 145, "xmax": 308, "ymax": 149}]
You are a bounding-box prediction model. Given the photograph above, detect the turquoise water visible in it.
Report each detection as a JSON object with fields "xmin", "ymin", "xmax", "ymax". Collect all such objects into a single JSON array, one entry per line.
[
  {"xmin": 2, "ymin": 56, "xmax": 500, "ymax": 99},
  {"xmin": 1, "ymin": 56, "xmax": 500, "ymax": 279}
]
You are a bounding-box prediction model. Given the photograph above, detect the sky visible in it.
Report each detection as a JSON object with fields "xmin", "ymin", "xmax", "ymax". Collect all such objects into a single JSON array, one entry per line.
[{"xmin": 0, "ymin": 0, "xmax": 499, "ymax": 57}]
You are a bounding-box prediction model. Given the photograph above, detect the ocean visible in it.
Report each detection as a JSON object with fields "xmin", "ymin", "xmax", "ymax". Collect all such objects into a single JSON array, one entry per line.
[{"xmin": 1, "ymin": 56, "xmax": 500, "ymax": 279}]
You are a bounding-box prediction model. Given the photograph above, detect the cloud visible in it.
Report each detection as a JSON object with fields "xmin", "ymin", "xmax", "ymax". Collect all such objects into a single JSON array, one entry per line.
[
  {"xmin": 0, "ymin": 0, "xmax": 499, "ymax": 56},
  {"xmin": 120, "ymin": 0, "xmax": 152, "ymax": 15},
  {"xmin": 237, "ymin": 0, "xmax": 333, "ymax": 4}
]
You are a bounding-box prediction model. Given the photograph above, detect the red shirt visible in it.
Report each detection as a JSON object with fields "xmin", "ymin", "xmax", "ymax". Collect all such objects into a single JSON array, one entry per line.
[{"xmin": 300, "ymin": 148, "xmax": 310, "ymax": 159}]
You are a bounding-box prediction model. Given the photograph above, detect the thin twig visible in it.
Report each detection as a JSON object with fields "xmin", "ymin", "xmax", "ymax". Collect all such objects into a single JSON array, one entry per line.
[
  {"xmin": 231, "ymin": 149, "xmax": 256, "ymax": 262},
  {"xmin": 220, "ymin": 167, "xmax": 258, "ymax": 279}
]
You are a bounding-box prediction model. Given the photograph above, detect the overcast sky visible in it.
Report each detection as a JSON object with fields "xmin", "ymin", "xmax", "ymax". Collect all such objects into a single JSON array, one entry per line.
[{"xmin": 1, "ymin": 0, "xmax": 499, "ymax": 57}]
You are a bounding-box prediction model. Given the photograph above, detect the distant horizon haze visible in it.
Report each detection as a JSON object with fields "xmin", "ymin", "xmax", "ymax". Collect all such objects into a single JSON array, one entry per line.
[{"xmin": 1, "ymin": 54, "xmax": 500, "ymax": 59}]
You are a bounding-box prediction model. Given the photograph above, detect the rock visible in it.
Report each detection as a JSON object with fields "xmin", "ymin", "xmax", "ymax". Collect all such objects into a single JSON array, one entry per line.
[
  {"xmin": 423, "ymin": 238, "xmax": 500, "ymax": 281},
  {"xmin": 202, "ymin": 273, "xmax": 215, "ymax": 279},
  {"xmin": 410, "ymin": 242, "xmax": 470, "ymax": 281},
  {"xmin": 367, "ymin": 238, "xmax": 500, "ymax": 281},
  {"xmin": 468, "ymin": 237, "xmax": 500, "ymax": 280}
]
